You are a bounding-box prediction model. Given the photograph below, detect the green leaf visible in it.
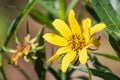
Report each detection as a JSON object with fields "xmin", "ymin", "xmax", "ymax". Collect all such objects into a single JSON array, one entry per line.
[
  {"xmin": 71, "ymin": 66, "xmax": 120, "ymax": 80},
  {"xmin": 37, "ymin": 0, "xmax": 58, "ymax": 18},
  {"xmin": 48, "ymin": 66, "xmax": 59, "ymax": 79},
  {"xmin": 106, "ymin": 25, "xmax": 120, "ymax": 57},
  {"xmin": 66, "ymin": 68, "xmax": 75, "ymax": 80},
  {"xmin": 90, "ymin": 52, "xmax": 120, "ymax": 62},
  {"xmin": 34, "ymin": 27, "xmax": 47, "ymax": 80},
  {"xmin": 91, "ymin": 57, "xmax": 111, "ymax": 72},
  {"xmin": 91, "ymin": 57, "xmax": 120, "ymax": 80},
  {"xmin": 58, "ymin": 0, "xmax": 66, "ymax": 20},
  {"xmin": 29, "ymin": 8, "xmax": 59, "ymax": 34},
  {"xmin": 85, "ymin": 5, "xmax": 100, "ymax": 22},
  {"xmin": 109, "ymin": 35, "xmax": 120, "ymax": 57},
  {"xmin": 37, "ymin": 27, "xmax": 45, "ymax": 46},
  {"xmin": 5, "ymin": 0, "xmax": 36, "ymax": 46},
  {"xmin": 90, "ymin": 0, "xmax": 120, "ymax": 57},
  {"xmin": 106, "ymin": 25, "xmax": 120, "ymax": 40},
  {"xmin": 70, "ymin": 57, "xmax": 120, "ymax": 80},
  {"xmin": 70, "ymin": 66, "xmax": 88, "ymax": 72},
  {"xmin": 0, "ymin": 0, "xmax": 37, "ymax": 80},
  {"xmin": 29, "ymin": 9, "xmax": 53, "ymax": 30},
  {"xmin": 0, "ymin": 55, "xmax": 6, "ymax": 80},
  {"xmin": 90, "ymin": 0, "xmax": 120, "ymax": 25},
  {"xmin": 91, "ymin": 69, "xmax": 120, "ymax": 80},
  {"xmin": 5, "ymin": 15, "xmax": 22, "ymax": 46}
]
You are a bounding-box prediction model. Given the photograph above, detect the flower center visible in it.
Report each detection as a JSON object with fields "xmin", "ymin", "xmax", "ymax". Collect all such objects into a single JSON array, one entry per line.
[{"xmin": 68, "ymin": 34, "xmax": 86, "ymax": 51}]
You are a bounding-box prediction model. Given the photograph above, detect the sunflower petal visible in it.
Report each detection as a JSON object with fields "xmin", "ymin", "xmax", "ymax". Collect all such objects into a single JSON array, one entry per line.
[
  {"xmin": 88, "ymin": 38, "xmax": 100, "ymax": 48},
  {"xmin": 90, "ymin": 23, "xmax": 106, "ymax": 36},
  {"xmin": 53, "ymin": 19, "xmax": 72, "ymax": 39},
  {"xmin": 82, "ymin": 18, "xmax": 91, "ymax": 42},
  {"xmin": 47, "ymin": 47, "xmax": 72, "ymax": 62},
  {"xmin": 78, "ymin": 48, "xmax": 88, "ymax": 64},
  {"xmin": 62, "ymin": 51, "xmax": 76, "ymax": 72},
  {"xmin": 82, "ymin": 18, "xmax": 91, "ymax": 32},
  {"xmin": 43, "ymin": 33, "xmax": 67, "ymax": 46},
  {"xmin": 68, "ymin": 9, "xmax": 81, "ymax": 34}
]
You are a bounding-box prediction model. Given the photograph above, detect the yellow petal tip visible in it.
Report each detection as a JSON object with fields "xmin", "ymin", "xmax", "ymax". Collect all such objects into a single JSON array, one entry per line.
[
  {"xmin": 69, "ymin": 9, "xmax": 75, "ymax": 17},
  {"xmin": 81, "ymin": 60, "xmax": 87, "ymax": 64}
]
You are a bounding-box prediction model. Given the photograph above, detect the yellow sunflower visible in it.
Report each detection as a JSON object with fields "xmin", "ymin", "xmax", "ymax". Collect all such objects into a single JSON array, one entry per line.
[{"xmin": 43, "ymin": 9, "xmax": 106, "ymax": 72}]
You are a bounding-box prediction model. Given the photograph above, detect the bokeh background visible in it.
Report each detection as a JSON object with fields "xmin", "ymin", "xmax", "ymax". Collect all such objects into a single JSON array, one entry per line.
[{"xmin": 0, "ymin": 0, "xmax": 120, "ymax": 80}]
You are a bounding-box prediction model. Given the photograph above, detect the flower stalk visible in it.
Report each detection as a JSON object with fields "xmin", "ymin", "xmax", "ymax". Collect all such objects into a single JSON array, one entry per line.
[{"xmin": 86, "ymin": 62, "xmax": 92, "ymax": 80}]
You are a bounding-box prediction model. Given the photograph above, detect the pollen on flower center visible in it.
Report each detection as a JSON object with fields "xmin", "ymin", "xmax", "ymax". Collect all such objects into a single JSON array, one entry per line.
[{"xmin": 68, "ymin": 34, "xmax": 86, "ymax": 51}]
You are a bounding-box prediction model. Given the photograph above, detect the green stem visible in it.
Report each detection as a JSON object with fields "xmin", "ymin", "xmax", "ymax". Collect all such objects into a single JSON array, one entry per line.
[
  {"xmin": 58, "ymin": 0, "xmax": 65, "ymax": 20},
  {"xmin": 90, "ymin": 52, "xmax": 120, "ymax": 62},
  {"xmin": 0, "ymin": 68, "xmax": 6, "ymax": 80},
  {"xmin": 58, "ymin": 56, "xmax": 66, "ymax": 80},
  {"xmin": 0, "ymin": 0, "xmax": 36, "ymax": 79},
  {"xmin": 86, "ymin": 62, "xmax": 92, "ymax": 80},
  {"xmin": 0, "ymin": 49, "xmax": 7, "ymax": 80},
  {"xmin": 0, "ymin": 59, "xmax": 7, "ymax": 80},
  {"xmin": 4, "ymin": 0, "xmax": 36, "ymax": 46}
]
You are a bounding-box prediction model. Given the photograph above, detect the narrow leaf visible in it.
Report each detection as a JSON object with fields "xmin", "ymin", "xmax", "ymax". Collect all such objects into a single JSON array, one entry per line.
[
  {"xmin": 109, "ymin": 35, "xmax": 120, "ymax": 57},
  {"xmin": 91, "ymin": 57, "xmax": 120, "ymax": 80},
  {"xmin": 91, "ymin": 57, "xmax": 111, "ymax": 72},
  {"xmin": 71, "ymin": 56, "xmax": 120, "ymax": 80},
  {"xmin": 48, "ymin": 66, "xmax": 59, "ymax": 79},
  {"xmin": 90, "ymin": 52, "xmax": 120, "ymax": 61},
  {"xmin": 90, "ymin": 0, "xmax": 120, "ymax": 57},
  {"xmin": 0, "ymin": 69, "xmax": 6, "ymax": 80},
  {"xmin": 34, "ymin": 27, "xmax": 46, "ymax": 80},
  {"xmin": 90, "ymin": 0, "xmax": 120, "ymax": 25},
  {"xmin": 58, "ymin": 0, "xmax": 66, "ymax": 20},
  {"xmin": 2, "ymin": 46, "xmax": 16, "ymax": 53},
  {"xmin": 91, "ymin": 69, "xmax": 120, "ymax": 80},
  {"xmin": 5, "ymin": 0, "xmax": 36, "ymax": 46},
  {"xmin": 29, "ymin": 9, "xmax": 53, "ymax": 29},
  {"xmin": 37, "ymin": 27, "xmax": 45, "ymax": 46},
  {"xmin": 29, "ymin": 8, "xmax": 59, "ymax": 34},
  {"xmin": 85, "ymin": 5, "xmax": 100, "ymax": 22},
  {"xmin": 5, "ymin": 15, "xmax": 22, "ymax": 46},
  {"xmin": 37, "ymin": 0, "xmax": 58, "ymax": 18},
  {"xmin": 0, "ymin": 0, "xmax": 37, "ymax": 80},
  {"xmin": 70, "ymin": 66, "xmax": 88, "ymax": 72}
]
